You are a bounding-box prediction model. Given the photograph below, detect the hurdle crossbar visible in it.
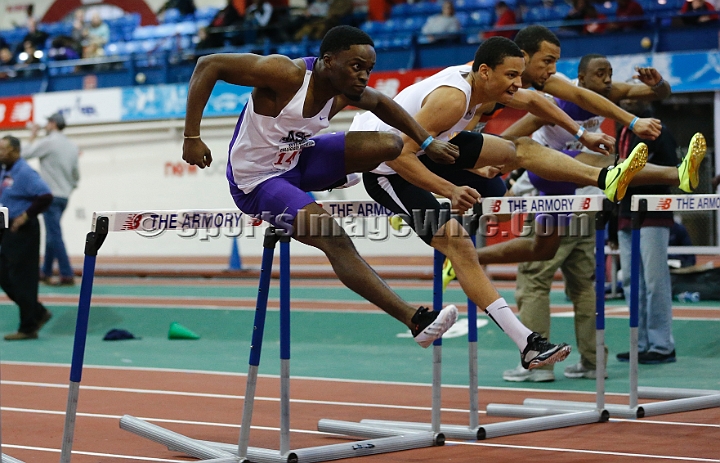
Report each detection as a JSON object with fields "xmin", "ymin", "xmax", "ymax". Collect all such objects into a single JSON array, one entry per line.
[
  {"xmin": 0, "ymin": 208, "xmax": 25, "ymax": 463},
  {"xmin": 325, "ymin": 195, "xmax": 609, "ymax": 440},
  {"xmin": 62, "ymin": 201, "xmax": 441, "ymax": 463}
]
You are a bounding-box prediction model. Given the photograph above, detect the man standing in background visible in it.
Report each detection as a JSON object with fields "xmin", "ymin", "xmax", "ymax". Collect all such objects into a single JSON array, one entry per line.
[
  {"xmin": 23, "ymin": 112, "xmax": 80, "ymax": 286},
  {"xmin": 0, "ymin": 135, "xmax": 53, "ymax": 340}
]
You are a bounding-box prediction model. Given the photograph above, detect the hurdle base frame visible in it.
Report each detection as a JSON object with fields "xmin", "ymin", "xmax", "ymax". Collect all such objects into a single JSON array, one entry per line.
[{"xmin": 120, "ymin": 412, "xmax": 443, "ymax": 463}]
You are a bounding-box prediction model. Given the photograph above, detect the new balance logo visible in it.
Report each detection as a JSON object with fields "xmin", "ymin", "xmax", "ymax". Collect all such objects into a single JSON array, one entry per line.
[{"xmin": 656, "ymin": 198, "xmax": 673, "ymax": 210}]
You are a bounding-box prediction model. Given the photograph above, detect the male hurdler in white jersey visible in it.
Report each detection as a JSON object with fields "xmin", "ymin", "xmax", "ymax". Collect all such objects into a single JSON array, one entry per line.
[
  {"xmin": 180, "ymin": 26, "xmax": 466, "ymax": 349},
  {"xmin": 353, "ymin": 37, "xmax": 574, "ymax": 372}
]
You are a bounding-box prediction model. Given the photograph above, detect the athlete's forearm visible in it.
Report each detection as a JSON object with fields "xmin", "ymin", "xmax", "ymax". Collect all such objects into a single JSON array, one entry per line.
[
  {"xmin": 546, "ymin": 78, "xmax": 635, "ymax": 127},
  {"xmin": 184, "ymin": 56, "xmax": 219, "ymax": 136},
  {"xmin": 387, "ymin": 150, "xmax": 455, "ymax": 198}
]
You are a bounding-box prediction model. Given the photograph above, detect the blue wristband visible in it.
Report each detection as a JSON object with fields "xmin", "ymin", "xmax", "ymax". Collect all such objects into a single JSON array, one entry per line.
[
  {"xmin": 574, "ymin": 126, "xmax": 586, "ymax": 140},
  {"xmin": 420, "ymin": 136, "xmax": 434, "ymax": 151},
  {"xmin": 629, "ymin": 117, "xmax": 639, "ymax": 131}
]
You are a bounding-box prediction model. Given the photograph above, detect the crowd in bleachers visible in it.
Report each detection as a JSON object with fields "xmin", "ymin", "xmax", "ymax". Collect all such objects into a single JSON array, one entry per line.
[{"xmin": 0, "ymin": 0, "xmax": 717, "ymax": 80}]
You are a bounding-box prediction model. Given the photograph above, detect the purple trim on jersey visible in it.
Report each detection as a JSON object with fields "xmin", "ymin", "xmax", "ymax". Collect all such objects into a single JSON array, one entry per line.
[
  {"xmin": 527, "ymin": 149, "xmax": 582, "ymax": 196},
  {"xmin": 555, "ymin": 98, "xmax": 597, "ymax": 122},
  {"xmin": 302, "ymin": 57, "xmax": 317, "ymax": 71},
  {"xmin": 226, "ymin": 104, "xmax": 248, "ymax": 187}
]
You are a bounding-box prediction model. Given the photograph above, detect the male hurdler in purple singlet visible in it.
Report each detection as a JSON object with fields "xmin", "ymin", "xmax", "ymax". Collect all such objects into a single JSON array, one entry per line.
[{"xmin": 180, "ymin": 25, "xmax": 460, "ymax": 348}]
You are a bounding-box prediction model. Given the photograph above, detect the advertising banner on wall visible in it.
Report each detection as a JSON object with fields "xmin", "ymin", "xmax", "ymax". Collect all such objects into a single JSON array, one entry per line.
[
  {"xmin": 557, "ymin": 51, "xmax": 720, "ymax": 93},
  {"xmin": 121, "ymin": 82, "xmax": 252, "ymax": 122},
  {"xmin": 0, "ymin": 96, "xmax": 33, "ymax": 129},
  {"xmin": 33, "ymin": 88, "xmax": 122, "ymax": 125}
]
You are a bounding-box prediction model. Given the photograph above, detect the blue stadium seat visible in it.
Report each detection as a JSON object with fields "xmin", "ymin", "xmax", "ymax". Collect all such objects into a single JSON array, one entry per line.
[
  {"xmin": 390, "ymin": 3, "xmax": 414, "ymax": 18},
  {"xmin": 374, "ymin": 34, "xmax": 413, "ymax": 50},
  {"xmin": 415, "ymin": 1, "xmax": 443, "ymax": 16},
  {"xmin": 360, "ymin": 20, "xmax": 385, "ymax": 36},
  {"xmin": 595, "ymin": 1, "xmax": 617, "ymax": 16},
  {"xmin": 162, "ymin": 8, "xmax": 182, "ymax": 23},
  {"xmin": 195, "ymin": 7, "xmax": 220, "ymax": 22},
  {"xmin": 468, "ymin": 10, "xmax": 493, "ymax": 26},
  {"xmin": 132, "ymin": 26, "xmax": 155, "ymax": 40},
  {"xmin": 174, "ymin": 21, "xmax": 197, "ymax": 36},
  {"xmin": 276, "ymin": 42, "xmax": 308, "ymax": 58}
]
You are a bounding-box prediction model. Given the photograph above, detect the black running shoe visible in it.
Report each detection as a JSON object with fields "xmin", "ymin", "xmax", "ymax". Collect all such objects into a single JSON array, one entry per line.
[
  {"xmin": 410, "ymin": 305, "xmax": 458, "ymax": 348},
  {"xmin": 521, "ymin": 332, "xmax": 571, "ymax": 370}
]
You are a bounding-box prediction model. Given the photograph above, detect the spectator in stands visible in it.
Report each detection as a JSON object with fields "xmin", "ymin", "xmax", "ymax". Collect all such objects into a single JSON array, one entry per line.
[
  {"xmin": 420, "ymin": 0, "xmax": 462, "ymax": 43},
  {"xmin": 0, "ymin": 46, "xmax": 18, "ymax": 79},
  {"xmin": 48, "ymin": 36, "xmax": 81, "ymax": 62},
  {"xmin": 86, "ymin": 13, "xmax": 110, "ymax": 47},
  {"xmin": 289, "ymin": 0, "xmax": 330, "ymax": 37},
  {"xmin": 607, "ymin": 0, "xmax": 645, "ymax": 31},
  {"xmin": 668, "ymin": 220, "xmax": 696, "ymax": 268},
  {"xmin": 205, "ymin": 0, "xmax": 245, "ymax": 47},
  {"xmin": 245, "ymin": 0, "xmax": 274, "ymax": 43},
  {"xmin": 12, "ymin": 4, "xmax": 37, "ymax": 29},
  {"xmin": 157, "ymin": 0, "xmax": 197, "ymax": 17},
  {"xmin": 679, "ymin": 0, "xmax": 719, "ymax": 24},
  {"xmin": 71, "ymin": 9, "xmax": 88, "ymax": 46},
  {"xmin": 562, "ymin": 0, "xmax": 607, "ymax": 34},
  {"xmin": 293, "ymin": 0, "xmax": 354, "ymax": 41},
  {"xmin": 18, "ymin": 16, "xmax": 49, "ymax": 53},
  {"xmin": 483, "ymin": 1, "xmax": 517, "ymax": 39},
  {"xmin": 17, "ymin": 40, "xmax": 43, "ymax": 77}
]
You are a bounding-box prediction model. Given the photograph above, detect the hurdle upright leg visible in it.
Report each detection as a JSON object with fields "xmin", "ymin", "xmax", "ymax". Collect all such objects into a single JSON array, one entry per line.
[{"xmin": 60, "ymin": 217, "xmax": 109, "ymax": 463}]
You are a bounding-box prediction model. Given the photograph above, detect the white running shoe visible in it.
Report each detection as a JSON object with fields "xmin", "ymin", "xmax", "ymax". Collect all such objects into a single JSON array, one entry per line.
[{"xmin": 411, "ymin": 305, "xmax": 458, "ymax": 348}]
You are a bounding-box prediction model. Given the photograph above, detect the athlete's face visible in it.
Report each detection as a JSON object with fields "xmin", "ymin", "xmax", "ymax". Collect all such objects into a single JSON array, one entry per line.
[
  {"xmin": 521, "ymin": 41, "xmax": 560, "ymax": 88},
  {"xmin": 485, "ymin": 56, "xmax": 525, "ymax": 104},
  {"xmin": 0, "ymin": 139, "xmax": 19, "ymax": 165},
  {"xmin": 580, "ymin": 57, "xmax": 613, "ymax": 97},
  {"xmin": 324, "ymin": 44, "xmax": 376, "ymax": 101}
]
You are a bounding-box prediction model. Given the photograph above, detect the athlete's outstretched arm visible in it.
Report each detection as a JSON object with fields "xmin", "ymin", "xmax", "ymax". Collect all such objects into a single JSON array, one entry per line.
[
  {"xmin": 543, "ymin": 74, "xmax": 662, "ymax": 140},
  {"xmin": 338, "ymin": 87, "xmax": 459, "ymax": 165},
  {"xmin": 501, "ymin": 112, "xmax": 548, "ymax": 138},
  {"xmin": 506, "ymin": 89, "xmax": 615, "ymax": 154},
  {"xmin": 608, "ymin": 67, "xmax": 672, "ymax": 102},
  {"xmin": 182, "ymin": 54, "xmax": 303, "ymax": 168}
]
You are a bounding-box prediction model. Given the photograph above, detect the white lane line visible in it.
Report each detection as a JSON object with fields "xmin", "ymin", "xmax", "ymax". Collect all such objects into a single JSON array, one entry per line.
[
  {"xmin": 1, "ymin": 444, "xmax": 190, "ymax": 462},
  {"xmin": 453, "ymin": 441, "xmax": 720, "ymax": 462},
  {"xmin": 0, "ymin": 381, "xmax": 459, "ymax": 413},
  {"xmin": 5, "ymin": 414, "xmax": 718, "ymax": 463},
  {"xmin": 1, "ymin": 406, "xmax": 326, "ymax": 435}
]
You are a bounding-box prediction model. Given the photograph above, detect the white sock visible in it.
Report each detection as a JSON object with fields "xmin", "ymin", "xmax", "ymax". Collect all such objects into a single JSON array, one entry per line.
[{"xmin": 485, "ymin": 298, "xmax": 533, "ymax": 351}]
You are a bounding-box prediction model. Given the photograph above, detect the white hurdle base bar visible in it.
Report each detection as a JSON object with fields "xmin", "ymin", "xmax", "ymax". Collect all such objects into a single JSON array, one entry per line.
[
  {"xmin": 485, "ymin": 405, "xmax": 607, "ymax": 419},
  {"xmin": 2, "ymin": 454, "xmax": 25, "ymax": 463},
  {"xmin": 639, "ymin": 387, "xmax": 720, "ymax": 400},
  {"xmin": 357, "ymin": 409, "xmax": 607, "ymax": 439},
  {"xmin": 520, "ymin": 399, "xmax": 642, "ymax": 419},
  {"xmin": 637, "ymin": 395, "xmax": 720, "ymax": 418}
]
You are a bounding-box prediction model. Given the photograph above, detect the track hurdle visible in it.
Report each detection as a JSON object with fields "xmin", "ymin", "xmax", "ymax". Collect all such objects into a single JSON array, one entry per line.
[
  {"xmin": 322, "ymin": 195, "xmax": 610, "ymax": 439},
  {"xmin": 59, "ymin": 202, "xmax": 443, "ymax": 463},
  {"xmin": 0, "ymin": 207, "xmax": 25, "ymax": 463},
  {"xmin": 519, "ymin": 194, "xmax": 720, "ymax": 419}
]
